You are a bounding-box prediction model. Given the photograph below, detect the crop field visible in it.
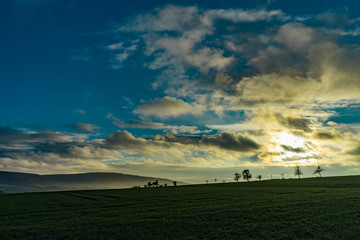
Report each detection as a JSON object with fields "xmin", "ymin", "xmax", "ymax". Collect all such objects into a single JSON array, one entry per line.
[{"xmin": 1, "ymin": 176, "xmax": 360, "ymax": 239}]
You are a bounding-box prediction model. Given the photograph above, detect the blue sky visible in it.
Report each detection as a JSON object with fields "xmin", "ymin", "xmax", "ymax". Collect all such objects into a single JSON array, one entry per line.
[{"xmin": 1, "ymin": 0, "xmax": 360, "ymax": 182}]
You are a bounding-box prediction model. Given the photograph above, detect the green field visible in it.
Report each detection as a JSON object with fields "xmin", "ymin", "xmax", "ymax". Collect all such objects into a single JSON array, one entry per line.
[{"xmin": 1, "ymin": 176, "xmax": 360, "ymax": 239}]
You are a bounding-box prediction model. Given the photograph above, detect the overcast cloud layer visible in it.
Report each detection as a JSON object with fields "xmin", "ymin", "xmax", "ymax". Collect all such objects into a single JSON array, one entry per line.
[{"xmin": 1, "ymin": 2, "xmax": 360, "ymax": 182}]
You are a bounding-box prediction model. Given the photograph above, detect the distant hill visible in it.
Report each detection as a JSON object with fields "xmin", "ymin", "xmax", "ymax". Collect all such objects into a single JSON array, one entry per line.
[{"xmin": 0, "ymin": 171, "xmax": 183, "ymax": 193}]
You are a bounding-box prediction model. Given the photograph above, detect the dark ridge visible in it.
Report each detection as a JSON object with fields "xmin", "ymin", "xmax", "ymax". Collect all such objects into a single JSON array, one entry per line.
[{"xmin": 0, "ymin": 171, "xmax": 184, "ymax": 193}]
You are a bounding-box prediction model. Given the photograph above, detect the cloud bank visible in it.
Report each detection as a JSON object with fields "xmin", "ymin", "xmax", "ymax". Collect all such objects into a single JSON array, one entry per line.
[{"xmin": 3, "ymin": 4, "xmax": 360, "ymax": 182}]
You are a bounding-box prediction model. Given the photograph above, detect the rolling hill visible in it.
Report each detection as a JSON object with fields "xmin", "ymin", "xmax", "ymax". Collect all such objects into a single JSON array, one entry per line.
[{"xmin": 0, "ymin": 171, "xmax": 181, "ymax": 193}]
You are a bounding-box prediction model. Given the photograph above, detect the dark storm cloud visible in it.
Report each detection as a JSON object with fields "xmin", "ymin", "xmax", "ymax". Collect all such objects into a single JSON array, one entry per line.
[
  {"xmin": 0, "ymin": 126, "xmax": 92, "ymax": 158},
  {"xmin": 0, "ymin": 126, "xmax": 24, "ymax": 143},
  {"xmin": 113, "ymin": 120, "xmax": 167, "ymax": 129},
  {"xmin": 151, "ymin": 134, "xmax": 202, "ymax": 145},
  {"xmin": 106, "ymin": 130, "xmax": 261, "ymax": 153},
  {"xmin": 277, "ymin": 116, "xmax": 313, "ymax": 132},
  {"xmin": 106, "ymin": 130, "xmax": 141, "ymax": 147},
  {"xmin": 347, "ymin": 145, "xmax": 360, "ymax": 155},
  {"xmin": 0, "ymin": 126, "xmax": 82, "ymax": 146},
  {"xmin": 313, "ymin": 130, "xmax": 342, "ymax": 140},
  {"xmin": 280, "ymin": 144, "xmax": 306, "ymax": 153},
  {"xmin": 151, "ymin": 132, "xmax": 261, "ymax": 152},
  {"xmin": 200, "ymin": 132, "xmax": 261, "ymax": 152}
]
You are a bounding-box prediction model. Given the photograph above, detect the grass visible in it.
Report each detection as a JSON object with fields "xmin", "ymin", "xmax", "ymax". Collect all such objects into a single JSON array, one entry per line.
[{"xmin": 1, "ymin": 176, "xmax": 360, "ymax": 239}]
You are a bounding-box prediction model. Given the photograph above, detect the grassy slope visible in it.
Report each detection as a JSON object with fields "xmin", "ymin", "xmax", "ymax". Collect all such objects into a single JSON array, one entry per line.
[{"xmin": 1, "ymin": 176, "xmax": 360, "ymax": 239}]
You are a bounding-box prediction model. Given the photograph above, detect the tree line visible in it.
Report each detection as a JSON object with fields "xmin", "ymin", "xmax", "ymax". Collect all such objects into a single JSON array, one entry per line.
[
  {"xmin": 233, "ymin": 165, "xmax": 325, "ymax": 182},
  {"xmin": 132, "ymin": 180, "xmax": 177, "ymax": 189}
]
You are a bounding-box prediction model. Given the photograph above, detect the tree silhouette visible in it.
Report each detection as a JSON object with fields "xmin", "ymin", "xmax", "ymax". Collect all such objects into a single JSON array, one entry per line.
[
  {"xmin": 242, "ymin": 169, "xmax": 252, "ymax": 182},
  {"xmin": 152, "ymin": 180, "xmax": 159, "ymax": 187},
  {"xmin": 314, "ymin": 166, "xmax": 324, "ymax": 177},
  {"xmin": 295, "ymin": 165, "xmax": 303, "ymax": 179},
  {"xmin": 206, "ymin": 180, "xmax": 209, "ymax": 184},
  {"xmin": 147, "ymin": 181, "xmax": 152, "ymax": 187},
  {"xmin": 214, "ymin": 178, "xmax": 217, "ymax": 183},
  {"xmin": 172, "ymin": 181, "xmax": 177, "ymax": 186},
  {"xmin": 281, "ymin": 173, "xmax": 285, "ymax": 180},
  {"xmin": 256, "ymin": 175, "xmax": 262, "ymax": 181},
  {"xmin": 234, "ymin": 172, "xmax": 240, "ymax": 182}
]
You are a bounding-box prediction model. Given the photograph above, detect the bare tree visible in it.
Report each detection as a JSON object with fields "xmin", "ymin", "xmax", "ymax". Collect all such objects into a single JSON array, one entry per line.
[
  {"xmin": 281, "ymin": 173, "xmax": 285, "ymax": 180},
  {"xmin": 295, "ymin": 165, "xmax": 303, "ymax": 179},
  {"xmin": 152, "ymin": 180, "xmax": 159, "ymax": 187},
  {"xmin": 242, "ymin": 169, "xmax": 252, "ymax": 182},
  {"xmin": 314, "ymin": 166, "xmax": 324, "ymax": 177},
  {"xmin": 256, "ymin": 175, "xmax": 262, "ymax": 181},
  {"xmin": 234, "ymin": 172, "xmax": 240, "ymax": 182}
]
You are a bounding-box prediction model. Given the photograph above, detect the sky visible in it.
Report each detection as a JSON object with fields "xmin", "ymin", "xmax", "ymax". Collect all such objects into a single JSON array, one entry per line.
[{"xmin": 1, "ymin": 0, "xmax": 360, "ymax": 183}]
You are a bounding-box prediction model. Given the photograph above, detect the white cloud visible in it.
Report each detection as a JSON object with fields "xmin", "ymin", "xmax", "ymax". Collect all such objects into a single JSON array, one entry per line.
[
  {"xmin": 120, "ymin": 5, "xmax": 201, "ymax": 32},
  {"xmin": 106, "ymin": 42, "xmax": 123, "ymax": 50},
  {"xmin": 133, "ymin": 96, "xmax": 204, "ymax": 119},
  {"xmin": 76, "ymin": 123, "xmax": 99, "ymax": 133},
  {"xmin": 106, "ymin": 41, "xmax": 138, "ymax": 68},
  {"xmin": 275, "ymin": 23, "xmax": 315, "ymax": 52},
  {"xmin": 117, "ymin": 5, "xmax": 286, "ymax": 72},
  {"xmin": 205, "ymin": 8, "xmax": 285, "ymax": 22}
]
